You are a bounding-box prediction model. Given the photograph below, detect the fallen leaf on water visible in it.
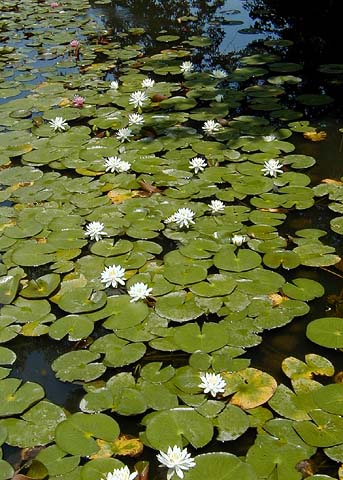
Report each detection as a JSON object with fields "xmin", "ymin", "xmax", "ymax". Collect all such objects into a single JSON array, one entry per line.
[{"xmin": 303, "ymin": 130, "xmax": 327, "ymax": 141}]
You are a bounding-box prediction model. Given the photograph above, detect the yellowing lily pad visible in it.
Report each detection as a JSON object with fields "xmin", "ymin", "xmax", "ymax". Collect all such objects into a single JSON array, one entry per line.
[{"xmin": 222, "ymin": 368, "xmax": 277, "ymax": 409}]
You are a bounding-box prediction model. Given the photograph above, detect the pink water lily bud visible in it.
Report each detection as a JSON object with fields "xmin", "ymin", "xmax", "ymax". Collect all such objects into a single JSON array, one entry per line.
[{"xmin": 70, "ymin": 39, "xmax": 80, "ymax": 49}]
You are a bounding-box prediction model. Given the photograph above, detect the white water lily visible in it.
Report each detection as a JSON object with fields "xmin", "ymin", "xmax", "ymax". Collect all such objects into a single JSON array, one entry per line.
[
  {"xmin": 215, "ymin": 94, "xmax": 224, "ymax": 102},
  {"xmin": 189, "ymin": 157, "xmax": 207, "ymax": 174},
  {"xmin": 104, "ymin": 156, "xmax": 122, "ymax": 173},
  {"xmin": 211, "ymin": 68, "xmax": 227, "ymax": 78},
  {"xmin": 157, "ymin": 445, "xmax": 196, "ymax": 480},
  {"xmin": 180, "ymin": 61, "xmax": 194, "ymax": 74},
  {"xmin": 109, "ymin": 80, "xmax": 119, "ymax": 90},
  {"xmin": 261, "ymin": 159, "xmax": 283, "ymax": 177},
  {"xmin": 116, "ymin": 160, "xmax": 131, "ymax": 172},
  {"xmin": 49, "ymin": 116, "xmax": 68, "ymax": 132},
  {"xmin": 199, "ymin": 372, "xmax": 226, "ymax": 397},
  {"xmin": 231, "ymin": 234, "xmax": 247, "ymax": 246},
  {"xmin": 209, "ymin": 200, "xmax": 225, "ymax": 213},
  {"xmin": 262, "ymin": 134, "xmax": 276, "ymax": 142},
  {"xmin": 128, "ymin": 113, "xmax": 144, "ymax": 125},
  {"xmin": 166, "ymin": 208, "xmax": 195, "ymax": 228},
  {"xmin": 202, "ymin": 119, "xmax": 222, "ymax": 135},
  {"xmin": 100, "ymin": 265, "xmax": 126, "ymax": 288},
  {"xmin": 104, "ymin": 156, "xmax": 131, "ymax": 173},
  {"xmin": 84, "ymin": 221, "xmax": 107, "ymax": 241},
  {"xmin": 116, "ymin": 127, "xmax": 133, "ymax": 143},
  {"xmin": 129, "ymin": 90, "xmax": 149, "ymax": 109},
  {"xmin": 141, "ymin": 78, "xmax": 155, "ymax": 88},
  {"xmin": 128, "ymin": 282, "xmax": 153, "ymax": 302},
  {"xmin": 104, "ymin": 465, "xmax": 137, "ymax": 480}
]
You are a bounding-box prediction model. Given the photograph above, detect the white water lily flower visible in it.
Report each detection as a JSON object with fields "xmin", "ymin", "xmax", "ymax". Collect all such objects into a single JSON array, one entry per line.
[
  {"xmin": 180, "ymin": 61, "xmax": 194, "ymax": 74},
  {"xmin": 105, "ymin": 156, "xmax": 131, "ymax": 173},
  {"xmin": 128, "ymin": 113, "xmax": 144, "ymax": 125},
  {"xmin": 211, "ymin": 68, "xmax": 227, "ymax": 78},
  {"xmin": 49, "ymin": 116, "xmax": 68, "ymax": 132},
  {"xmin": 209, "ymin": 200, "xmax": 225, "ymax": 213},
  {"xmin": 261, "ymin": 159, "xmax": 283, "ymax": 177},
  {"xmin": 215, "ymin": 94, "xmax": 224, "ymax": 103},
  {"xmin": 166, "ymin": 208, "xmax": 195, "ymax": 228},
  {"xmin": 262, "ymin": 134, "xmax": 276, "ymax": 142},
  {"xmin": 129, "ymin": 90, "xmax": 149, "ymax": 109},
  {"xmin": 202, "ymin": 119, "xmax": 222, "ymax": 135},
  {"xmin": 84, "ymin": 221, "xmax": 107, "ymax": 241},
  {"xmin": 110, "ymin": 80, "xmax": 119, "ymax": 90},
  {"xmin": 231, "ymin": 234, "xmax": 247, "ymax": 246},
  {"xmin": 199, "ymin": 372, "xmax": 226, "ymax": 397},
  {"xmin": 105, "ymin": 156, "xmax": 122, "ymax": 173},
  {"xmin": 116, "ymin": 160, "xmax": 131, "ymax": 173},
  {"xmin": 189, "ymin": 157, "xmax": 207, "ymax": 174},
  {"xmin": 116, "ymin": 127, "xmax": 133, "ymax": 143},
  {"xmin": 157, "ymin": 445, "xmax": 196, "ymax": 480},
  {"xmin": 141, "ymin": 78, "xmax": 155, "ymax": 88},
  {"xmin": 100, "ymin": 265, "xmax": 126, "ymax": 288},
  {"xmin": 128, "ymin": 282, "xmax": 153, "ymax": 302},
  {"xmin": 104, "ymin": 465, "xmax": 137, "ymax": 480}
]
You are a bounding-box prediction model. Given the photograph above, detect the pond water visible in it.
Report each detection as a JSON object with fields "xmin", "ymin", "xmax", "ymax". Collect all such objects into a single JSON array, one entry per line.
[{"xmin": 1, "ymin": 0, "xmax": 343, "ymax": 479}]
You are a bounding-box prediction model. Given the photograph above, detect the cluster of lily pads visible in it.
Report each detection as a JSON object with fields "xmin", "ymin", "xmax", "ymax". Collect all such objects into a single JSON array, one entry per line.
[{"xmin": 1, "ymin": 0, "xmax": 343, "ymax": 479}]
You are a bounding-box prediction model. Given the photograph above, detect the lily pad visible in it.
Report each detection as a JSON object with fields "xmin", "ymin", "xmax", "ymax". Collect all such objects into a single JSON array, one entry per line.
[
  {"xmin": 55, "ymin": 412, "xmax": 120, "ymax": 456},
  {"xmin": 306, "ymin": 317, "xmax": 343, "ymax": 348},
  {"xmin": 143, "ymin": 407, "xmax": 213, "ymax": 450}
]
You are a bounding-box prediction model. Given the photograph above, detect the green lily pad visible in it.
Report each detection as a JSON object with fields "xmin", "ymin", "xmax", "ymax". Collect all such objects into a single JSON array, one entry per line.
[
  {"xmin": 0, "ymin": 400, "xmax": 67, "ymax": 447},
  {"xmin": 55, "ymin": 412, "xmax": 120, "ymax": 456},
  {"xmin": 296, "ymin": 94, "xmax": 334, "ymax": 106},
  {"xmin": 0, "ymin": 267, "xmax": 24, "ymax": 304},
  {"xmin": 214, "ymin": 247, "xmax": 262, "ymax": 272},
  {"xmin": 155, "ymin": 291, "xmax": 203, "ymax": 322},
  {"xmin": 20, "ymin": 273, "xmax": 60, "ymax": 298},
  {"xmin": 173, "ymin": 322, "xmax": 229, "ymax": 353},
  {"xmin": 246, "ymin": 423, "xmax": 315, "ymax": 480},
  {"xmin": 0, "ymin": 378, "xmax": 45, "ymax": 416},
  {"xmin": 282, "ymin": 278, "xmax": 324, "ymax": 301},
  {"xmin": 312, "ymin": 384, "xmax": 343, "ymax": 415},
  {"xmin": 217, "ymin": 404, "xmax": 250, "ymax": 441},
  {"xmin": 186, "ymin": 452, "xmax": 257, "ymax": 480},
  {"xmin": 57, "ymin": 288, "xmax": 107, "ymax": 313},
  {"xmin": 306, "ymin": 317, "xmax": 343, "ymax": 348},
  {"xmin": 36, "ymin": 445, "xmax": 80, "ymax": 477},
  {"xmin": 143, "ymin": 407, "xmax": 213, "ymax": 450},
  {"xmin": 294, "ymin": 409, "xmax": 343, "ymax": 447},
  {"xmin": 163, "ymin": 263, "xmax": 208, "ymax": 285},
  {"xmin": 268, "ymin": 383, "xmax": 313, "ymax": 421},
  {"xmin": 90, "ymin": 334, "xmax": 146, "ymax": 368},
  {"xmin": 103, "ymin": 295, "xmax": 149, "ymax": 330},
  {"xmin": 52, "ymin": 350, "xmax": 106, "ymax": 382},
  {"xmin": 49, "ymin": 314, "xmax": 94, "ymax": 341}
]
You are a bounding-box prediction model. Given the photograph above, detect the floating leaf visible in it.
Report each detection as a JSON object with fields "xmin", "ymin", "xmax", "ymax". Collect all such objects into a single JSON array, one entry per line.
[
  {"xmin": 173, "ymin": 322, "xmax": 229, "ymax": 353},
  {"xmin": 214, "ymin": 247, "xmax": 261, "ymax": 272},
  {"xmin": 52, "ymin": 350, "xmax": 106, "ymax": 382},
  {"xmin": 306, "ymin": 317, "xmax": 343, "ymax": 348},
  {"xmin": 294, "ymin": 409, "xmax": 343, "ymax": 447},
  {"xmin": 0, "ymin": 378, "xmax": 44, "ymax": 417},
  {"xmin": 186, "ymin": 452, "xmax": 257, "ymax": 480},
  {"xmin": 143, "ymin": 407, "xmax": 213, "ymax": 450},
  {"xmin": 55, "ymin": 413, "xmax": 120, "ymax": 456},
  {"xmin": 0, "ymin": 401, "xmax": 67, "ymax": 447},
  {"xmin": 223, "ymin": 368, "xmax": 277, "ymax": 409}
]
